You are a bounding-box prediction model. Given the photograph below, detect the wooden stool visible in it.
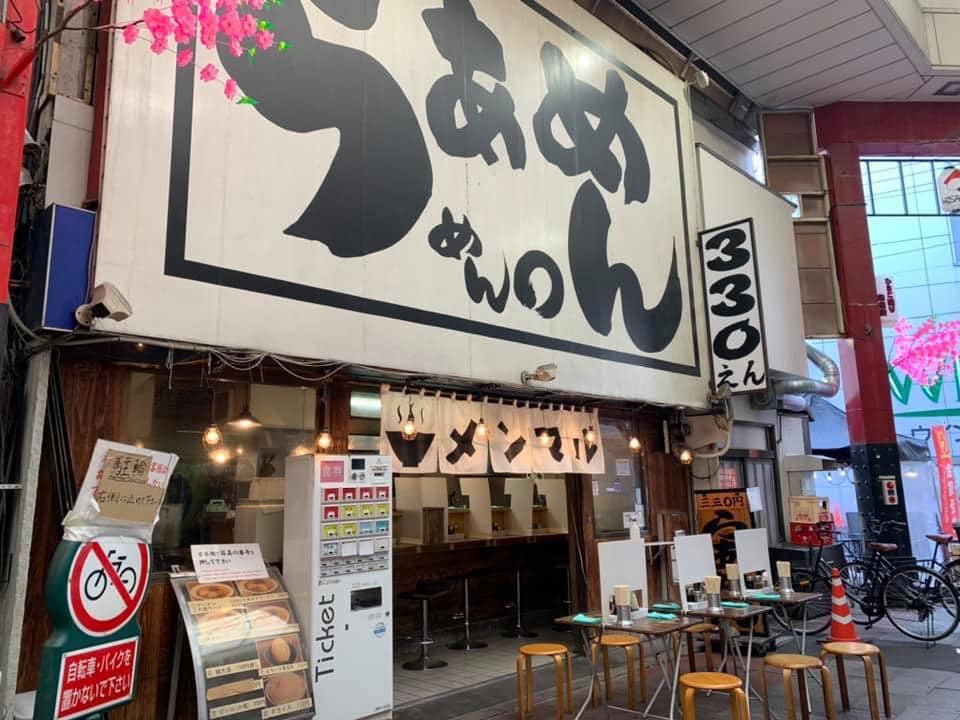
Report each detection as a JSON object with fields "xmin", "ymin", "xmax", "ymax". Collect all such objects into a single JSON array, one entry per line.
[
  {"xmin": 516, "ymin": 643, "xmax": 573, "ymax": 720},
  {"xmin": 760, "ymin": 654, "xmax": 836, "ymax": 720},
  {"xmin": 820, "ymin": 642, "xmax": 891, "ymax": 720},
  {"xmin": 682, "ymin": 623, "xmax": 718, "ymax": 673},
  {"xmin": 589, "ymin": 634, "xmax": 648, "ymax": 709},
  {"xmin": 680, "ymin": 672, "xmax": 747, "ymax": 720}
]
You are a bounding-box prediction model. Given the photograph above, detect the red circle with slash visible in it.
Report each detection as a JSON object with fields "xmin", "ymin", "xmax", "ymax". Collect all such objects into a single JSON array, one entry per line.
[{"xmin": 68, "ymin": 539, "xmax": 150, "ymax": 637}]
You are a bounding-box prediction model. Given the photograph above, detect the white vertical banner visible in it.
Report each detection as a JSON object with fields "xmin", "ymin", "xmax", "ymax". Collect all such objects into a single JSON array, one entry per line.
[
  {"xmin": 531, "ymin": 406, "xmax": 573, "ymax": 474},
  {"xmin": 379, "ymin": 388, "xmax": 439, "ymax": 473},
  {"xmin": 488, "ymin": 401, "xmax": 533, "ymax": 475},
  {"xmin": 437, "ymin": 396, "xmax": 489, "ymax": 475},
  {"xmin": 566, "ymin": 408, "xmax": 605, "ymax": 475},
  {"xmin": 699, "ymin": 218, "xmax": 769, "ymax": 395}
]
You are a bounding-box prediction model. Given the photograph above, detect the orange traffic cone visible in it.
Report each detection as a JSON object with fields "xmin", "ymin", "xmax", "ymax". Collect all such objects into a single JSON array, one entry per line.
[{"xmin": 827, "ymin": 567, "xmax": 861, "ymax": 642}]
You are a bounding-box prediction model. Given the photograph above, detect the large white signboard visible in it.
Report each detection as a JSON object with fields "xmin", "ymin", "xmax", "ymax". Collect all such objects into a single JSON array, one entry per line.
[{"xmin": 97, "ymin": 0, "xmax": 706, "ymax": 404}]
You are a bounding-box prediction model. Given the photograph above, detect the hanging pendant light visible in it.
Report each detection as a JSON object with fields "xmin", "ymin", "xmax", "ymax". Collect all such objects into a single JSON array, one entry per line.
[
  {"xmin": 538, "ymin": 429, "xmax": 552, "ymax": 446},
  {"xmin": 202, "ymin": 423, "xmax": 223, "ymax": 449},
  {"xmin": 476, "ymin": 417, "xmax": 487, "ymax": 438},
  {"xmin": 228, "ymin": 403, "xmax": 262, "ymax": 430},
  {"xmin": 402, "ymin": 409, "xmax": 418, "ymax": 441},
  {"xmin": 628, "ymin": 436, "xmax": 641, "ymax": 452},
  {"xmin": 317, "ymin": 429, "xmax": 333, "ymax": 451},
  {"xmin": 585, "ymin": 425, "xmax": 596, "ymax": 444}
]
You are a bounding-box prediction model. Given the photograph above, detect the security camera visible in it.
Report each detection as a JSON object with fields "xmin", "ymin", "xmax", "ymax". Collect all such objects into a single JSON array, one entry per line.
[
  {"xmin": 75, "ymin": 282, "xmax": 132, "ymax": 326},
  {"xmin": 692, "ymin": 69, "xmax": 710, "ymax": 90}
]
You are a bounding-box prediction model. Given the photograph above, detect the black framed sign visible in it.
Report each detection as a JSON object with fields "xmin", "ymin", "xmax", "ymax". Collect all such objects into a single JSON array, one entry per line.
[{"xmin": 698, "ymin": 218, "xmax": 769, "ymax": 395}]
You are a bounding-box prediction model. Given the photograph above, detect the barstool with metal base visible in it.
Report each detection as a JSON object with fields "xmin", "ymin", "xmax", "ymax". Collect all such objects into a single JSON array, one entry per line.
[
  {"xmin": 449, "ymin": 570, "xmax": 488, "ymax": 651},
  {"xmin": 400, "ymin": 581, "xmax": 451, "ymax": 670},
  {"xmin": 503, "ymin": 566, "xmax": 538, "ymax": 639}
]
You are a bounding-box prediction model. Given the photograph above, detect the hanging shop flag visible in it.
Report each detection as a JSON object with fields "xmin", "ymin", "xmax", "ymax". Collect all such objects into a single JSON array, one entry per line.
[
  {"xmin": 437, "ymin": 396, "xmax": 489, "ymax": 475},
  {"xmin": 565, "ymin": 408, "xmax": 605, "ymax": 475},
  {"xmin": 531, "ymin": 406, "xmax": 573, "ymax": 474},
  {"xmin": 932, "ymin": 426, "xmax": 960, "ymax": 533},
  {"xmin": 487, "ymin": 402, "xmax": 533, "ymax": 475},
  {"xmin": 379, "ymin": 388, "xmax": 439, "ymax": 473},
  {"xmin": 699, "ymin": 219, "xmax": 769, "ymax": 395}
]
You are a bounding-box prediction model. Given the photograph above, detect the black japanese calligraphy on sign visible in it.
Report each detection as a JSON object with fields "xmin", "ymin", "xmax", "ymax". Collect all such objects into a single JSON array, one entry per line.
[
  {"xmin": 218, "ymin": 0, "xmax": 432, "ymax": 257},
  {"xmin": 698, "ymin": 219, "xmax": 769, "ymax": 395},
  {"xmin": 423, "ymin": 0, "xmax": 526, "ymax": 168}
]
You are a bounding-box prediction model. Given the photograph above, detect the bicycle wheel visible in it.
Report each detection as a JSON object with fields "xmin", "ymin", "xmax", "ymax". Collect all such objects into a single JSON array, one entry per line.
[
  {"xmin": 770, "ymin": 571, "xmax": 832, "ymax": 636},
  {"xmin": 839, "ymin": 560, "xmax": 873, "ymax": 625},
  {"xmin": 942, "ymin": 558, "xmax": 960, "ymax": 588},
  {"xmin": 882, "ymin": 566, "xmax": 960, "ymax": 642}
]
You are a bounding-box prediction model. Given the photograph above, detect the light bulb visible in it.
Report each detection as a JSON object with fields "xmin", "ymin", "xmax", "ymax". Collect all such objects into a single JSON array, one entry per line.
[
  {"xmin": 677, "ymin": 447, "xmax": 693, "ymax": 465},
  {"xmin": 202, "ymin": 424, "xmax": 222, "ymax": 449},
  {"xmin": 628, "ymin": 436, "xmax": 641, "ymax": 452},
  {"xmin": 585, "ymin": 426, "xmax": 596, "ymax": 444},
  {"xmin": 134, "ymin": 440, "xmax": 144, "ymax": 449},
  {"xmin": 539, "ymin": 430, "xmax": 552, "ymax": 446},
  {"xmin": 317, "ymin": 430, "xmax": 333, "ymax": 451},
  {"xmin": 236, "ymin": 446, "xmax": 244, "ymax": 456},
  {"xmin": 402, "ymin": 411, "xmax": 418, "ymax": 440},
  {"xmin": 211, "ymin": 448, "xmax": 229, "ymax": 465},
  {"xmin": 476, "ymin": 418, "xmax": 487, "ymax": 438}
]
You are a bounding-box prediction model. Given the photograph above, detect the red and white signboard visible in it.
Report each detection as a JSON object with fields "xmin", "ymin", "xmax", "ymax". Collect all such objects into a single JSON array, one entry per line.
[
  {"xmin": 54, "ymin": 637, "xmax": 138, "ymax": 719},
  {"xmin": 68, "ymin": 539, "xmax": 150, "ymax": 637},
  {"xmin": 933, "ymin": 426, "xmax": 960, "ymax": 533},
  {"xmin": 875, "ymin": 276, "xmax": 898, "ymax": 328},
  {"xmin": 937, "ymin": 166, "xmax": 960, "ymax": 214},
  {"xmin": 718, "ymin": 466, "xmax": 739, "ymax": 489}
]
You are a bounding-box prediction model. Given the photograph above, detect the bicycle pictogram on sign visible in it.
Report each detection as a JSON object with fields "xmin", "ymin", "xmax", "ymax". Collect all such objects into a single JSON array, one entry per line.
[{"xmin": 68, "ymin": 539, "xmax": 150, "ymax": 637}]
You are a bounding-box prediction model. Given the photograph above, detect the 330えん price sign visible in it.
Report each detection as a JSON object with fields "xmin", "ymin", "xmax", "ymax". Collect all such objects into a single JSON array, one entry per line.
[
  {"xmin": 68, "ymin": 539, "xmax": 150, "ymax": 637},
  {"xmin": 54, "ymin": 637, "xmax": 139, "ymax": 720},
  {"xmin": 698, "ymin": 218, "xmax": 769, "ymax": 395}
]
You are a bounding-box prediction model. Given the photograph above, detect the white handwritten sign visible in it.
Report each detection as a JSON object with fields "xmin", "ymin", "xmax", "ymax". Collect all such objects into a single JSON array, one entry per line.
[
  {"xmin": 699, "ymin": 219, "xmax": 768, "ymax": 395},
  {"xmin": 191, "ymin": 544, "xmax": 268, "ymax": 584}
]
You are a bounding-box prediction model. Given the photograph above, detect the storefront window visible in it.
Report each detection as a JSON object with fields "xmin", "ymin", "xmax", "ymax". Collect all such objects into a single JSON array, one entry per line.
[
  {"xmin": 118, "ymin": 372, "xmax": 316, "ymax": 569},
  {"xmin": 591, "ymin": 416, "xmax": 647, "ymax": 535}
]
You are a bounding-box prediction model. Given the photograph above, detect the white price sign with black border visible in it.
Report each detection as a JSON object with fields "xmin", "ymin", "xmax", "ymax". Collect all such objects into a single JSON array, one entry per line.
[{"xmin": 698, "ymin": 218, "xmax": 769, "ymax": 395}]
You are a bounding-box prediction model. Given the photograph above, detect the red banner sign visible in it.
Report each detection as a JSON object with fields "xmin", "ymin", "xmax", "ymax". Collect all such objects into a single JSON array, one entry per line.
[
  {"xmin": 54, "ymin": 637, "xmax": 138, "ymax": 719},
  {"xmin": 933, "ymin": 426, "xmax": 959, "ymax": 533}
]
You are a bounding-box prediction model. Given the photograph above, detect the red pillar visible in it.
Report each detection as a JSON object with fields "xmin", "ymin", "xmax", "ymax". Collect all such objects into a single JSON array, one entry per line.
[
  {"xmin": 823, "ymin": 140, "xmax": 910, "ymax": 549},
  {"xmin": 0, "ymin": 2, "xmax": 39, "ymax": 327}
]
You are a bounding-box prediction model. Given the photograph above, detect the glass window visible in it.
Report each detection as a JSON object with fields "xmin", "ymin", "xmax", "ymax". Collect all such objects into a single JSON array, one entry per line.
[
  {"xmin": 118, "ymin": 372, "xmax": 316, "ymax": 570},
  {"xmin": 591, "ymin": 416, "xmax": 646, "ymax": 535}
]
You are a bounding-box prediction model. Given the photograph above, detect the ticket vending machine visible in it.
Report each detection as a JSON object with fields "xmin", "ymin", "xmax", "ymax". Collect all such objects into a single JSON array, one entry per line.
[{"xmin": 284, "ymin": 454, "xmax": 393, "ymax": 720}]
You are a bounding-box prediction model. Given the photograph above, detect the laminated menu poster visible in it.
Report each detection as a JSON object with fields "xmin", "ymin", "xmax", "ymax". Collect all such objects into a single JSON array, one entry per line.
[{"xmin": 170, "ymin": 568, "xmax": 314, "ymax": 720}]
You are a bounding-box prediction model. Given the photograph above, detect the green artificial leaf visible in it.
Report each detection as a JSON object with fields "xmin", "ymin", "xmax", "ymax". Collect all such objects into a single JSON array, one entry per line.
[
  {"xmin": 258, "ymin": 19, "xmax": 275, "ymax": 30},
  {"xmin": 237, "ymin": 96, "xmax": 259, "ymax": 105},
  {"xmin": 277, "ymin": 40, "xmax": 290, "ymax": 52}
]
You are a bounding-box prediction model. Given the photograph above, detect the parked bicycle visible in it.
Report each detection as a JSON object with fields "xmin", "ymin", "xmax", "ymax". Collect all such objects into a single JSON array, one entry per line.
[
  {"xmin": 770, "ymin": 521, "xmax": 839, "ymax": 636},
  {"xmin": 840, "ymin": 519, "xmax": 959, "ymax": 642},
  {"xmin": 914, "ymin": 528, "xmax": 960, "ymax": 588}
]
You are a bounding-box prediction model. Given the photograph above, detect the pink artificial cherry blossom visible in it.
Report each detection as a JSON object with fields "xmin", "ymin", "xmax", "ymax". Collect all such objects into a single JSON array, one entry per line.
[
  {"xmin": 122, "ymin": 24, "xmax": 139, "ymax": 44},
  {"xmin": 241, "ymin": 13, "xmax": 258, "ymax": 37},
  {"xmin": 891, "ymin": 317, "xmax": 960, "ymax": 387},
  {"xmin": 224, "ymin": 78, "xmax": 239, "ymax": 101},
  {"xmin": 199, "ymin": 63, "xmax": 219, "ymax": 82},
  {"xmin": 255, "ymin": 29, "xmax": 274, "ymax": 50},
  {"xmin": 177, "ymin": 49, "xmax": 193, "ymax": 67}
]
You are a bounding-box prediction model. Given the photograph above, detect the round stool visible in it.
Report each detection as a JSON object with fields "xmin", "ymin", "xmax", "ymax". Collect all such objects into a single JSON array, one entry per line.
[
  {"xmin": 760, "ymin": 654, "xmax": 836, "ymax": 720},
  {"xmin": 820, "ymin": 642, "xmax": 891, "ymax": 720},
  {"xmin": 589, "ymin": 634, "xmax": 648, "ymax": 710},
  {"xmin": 682, "ymin": 623, "xmax": 718, "ymax": 673},
  {"xmin": 516, "ymin": 643, "xmax": 573, "ymax": 720},
  {"xmin": 680, "ymin": 672, "xmax": 747, "ymax": 720}
]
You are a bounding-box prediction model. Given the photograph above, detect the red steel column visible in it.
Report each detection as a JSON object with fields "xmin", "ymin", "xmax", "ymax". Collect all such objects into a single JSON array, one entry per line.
[
  {"xmin": 824, "ymin": 141, "xmax": 910, "ymax": 550},
  {"xmin": 0, "ymin": 3, "xmax": 39, "ymax": 313}
]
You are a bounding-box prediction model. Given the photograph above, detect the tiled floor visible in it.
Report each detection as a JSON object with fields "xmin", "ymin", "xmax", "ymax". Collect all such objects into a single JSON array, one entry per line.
[{"xmin": 393, "ymin": 626, "xmax": 576, "ymax": 708}]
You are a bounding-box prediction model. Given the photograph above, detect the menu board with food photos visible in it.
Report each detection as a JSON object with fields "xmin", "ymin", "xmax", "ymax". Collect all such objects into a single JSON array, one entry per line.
[{"xmin": 170, "ymin": 567, "xmax": 314, "ymax": 720}]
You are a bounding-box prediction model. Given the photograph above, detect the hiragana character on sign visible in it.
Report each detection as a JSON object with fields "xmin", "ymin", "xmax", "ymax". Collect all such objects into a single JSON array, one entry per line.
[
  {"xmin": 423, "ymin": 0, "xmax": 526, "ymax": 169},
  {"xmin": 533, "ymin": 42, "xmax": 649, "ymax": 203}
]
